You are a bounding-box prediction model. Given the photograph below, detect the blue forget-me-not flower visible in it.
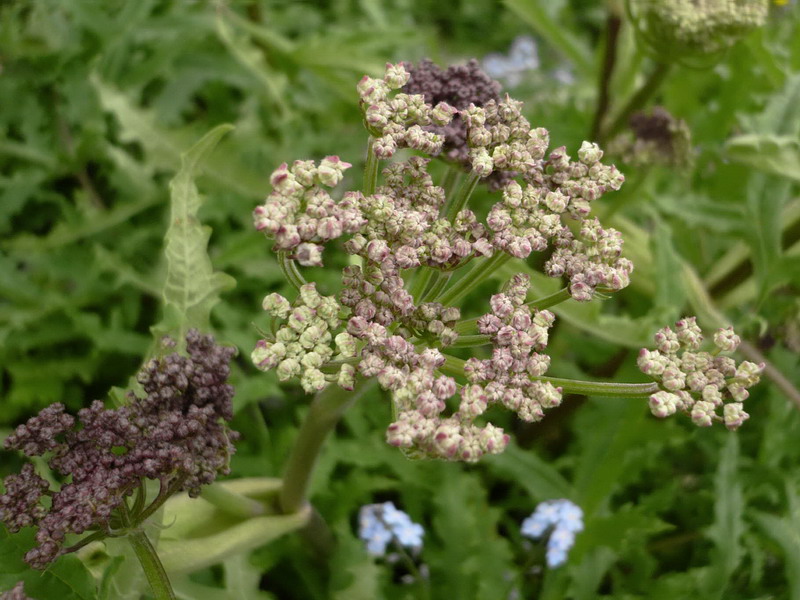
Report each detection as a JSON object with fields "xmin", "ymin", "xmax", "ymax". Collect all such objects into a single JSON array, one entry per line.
[
  {"xmin": 359, "ymin": 502, "xmax": 424, "ymax": 556},
  {"xmin": 521, "ymin": 499, "xmax": 584, "ymax": 568}
]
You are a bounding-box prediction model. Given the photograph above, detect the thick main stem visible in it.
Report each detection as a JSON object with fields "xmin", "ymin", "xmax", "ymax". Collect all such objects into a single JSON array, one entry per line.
[
  {"xmin": 128, "ymin": 529, "xmax": 176, "ymax": 600},
  {"xmin": 279, "ymin": 380, "xmax": 371, "ymax": 514},
  {"xmin": 601, "ymin": 62, "xmax": 671, "ymax": 143},
  {"xmin": 589, "ymin": 13, "xmax": 622, "ymax": 141}
]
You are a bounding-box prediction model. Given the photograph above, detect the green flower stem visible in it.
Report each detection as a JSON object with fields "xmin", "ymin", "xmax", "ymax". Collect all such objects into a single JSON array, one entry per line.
[
  {"xmin": 127, "ymin": 529, "xmax": 177, "ymax": 600},
  {"xmin": 440, "ymin": 354, "xmax": 658, "ymax": 398},
  {"xmin": 420, "ymin": 271, "xmax": 452, "ymax": 303},
  {"xmin": 279, "ymin": 379, "xmax": 371, "ymax": 515},
  {"xmin": 455, "ymin": 287, "xmax": 572, "ymax": 334},
  {"xmin": 435, "ymin": 252, "xmax": 511, "ymax": 307},
  {"xmin": 364, "ymin": 137, "xmax": 379, "ymax": 196},
  {"xmin": 440, "ymin": 164, "xmax": 460, "ymax": 195},
  {"xmin": 444, "ymin": 171, "xmax": 480, "ymax": 223},
  {"xmin": 407, "ymin": 266, "xmax": 436, "ymax": 302},
  {"xmin": 601, "ymin": 62, "xmax": 671, "ymax": 143},
  {"xmin": 534, "ymin": 376, "xmax": 659, "ymax": 398},
  {"xmin": 200, "ymin": 483, "xmax": 266, "ymax": 519},
  {"xmin": 278, "ymin": 251, "xmax": 307, "ymax": 292},
  {"xmin": 449, "ymin": 334, "xmax": 491, "ymax": 348}
]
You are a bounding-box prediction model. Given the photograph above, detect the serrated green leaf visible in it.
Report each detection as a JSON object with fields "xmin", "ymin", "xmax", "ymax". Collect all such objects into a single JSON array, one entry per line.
[
  {"xmin": 751, "ymin": 495, "xmax": 800, "ymax": 600},
  {"xmin": 0, "ymin": 527, "xmax": 96, "ymax": 600},
  {"xmin": 726, "ymin": 134, "xmax": 800, "ymax": 182},
  {"xmin": 702, "ymin": 435, "xmax": 745, "ymax": 599},
  {"xmin": 151, "ymin": 124, "xmax": 237, "ymax": 345},
  {"xmin": 486, "ymin": 441, "xmax": 573, "ymax": 501}
]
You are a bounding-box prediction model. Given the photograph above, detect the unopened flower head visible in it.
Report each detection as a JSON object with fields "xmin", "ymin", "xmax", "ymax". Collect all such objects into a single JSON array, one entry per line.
[
  {"xmin": 521, "ymin": 499, "xmax": 584, "ymax": 568},
  {"xmin": 638, "ymin": 317, "xmax": 762, "ymax": 430},
  {"xmin": 0, "ymin": 330, "xmax": 238, "ymax": 569},
  {"xmin": 631, "ymin": 0, "xmax": 769, "ymax": 58},
  {"xmin": 609, "ymin": 107, "xmax": 693, "ymax": 168},
  {"xmin": 358, "ymin": 502, "xmax": 424, "ymax": 556}
]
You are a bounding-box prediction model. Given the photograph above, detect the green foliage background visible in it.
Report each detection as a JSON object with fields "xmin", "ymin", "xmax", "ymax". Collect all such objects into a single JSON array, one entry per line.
[{"xmin": 1, "ymin": 0, "xmax": 799, "ymax": 598}]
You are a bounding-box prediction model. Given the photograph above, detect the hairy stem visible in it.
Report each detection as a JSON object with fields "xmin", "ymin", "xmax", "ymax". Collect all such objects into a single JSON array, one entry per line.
[
  {"xmin": 279, "ymin": 379, "xmax": 371, "ymax": 514},
  {"xmin": 127, "ymin": 529, "xmax": 177, "ymax": 600},
  {"xmin": 364, "ymin": 137, "xmax": 379, "ymax": 196},
  {"xmin": 601, "ymin": 62, "xmax": 671, "ymax": 143},
  {"xmin": 435, "ymin": 252, "xmax": 511, "ymax": 307},
  {"xmin": 439, "ymin": 354, "xmax": 658, "ymax": 398},
  {"xmin": 589, "ymin": 13, "xmax": 622, "ymax": 141}
]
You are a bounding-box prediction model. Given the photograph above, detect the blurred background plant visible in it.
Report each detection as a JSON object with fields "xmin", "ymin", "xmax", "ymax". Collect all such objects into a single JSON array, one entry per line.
[{"xmin": 1, "ymin": 0, "xmax": 799, "ymax": 598}]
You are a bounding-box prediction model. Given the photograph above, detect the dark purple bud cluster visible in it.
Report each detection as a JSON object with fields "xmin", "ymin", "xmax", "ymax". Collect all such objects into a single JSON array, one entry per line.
[
  {"xmin": 402, "ymin": 59, "xmax": 514, "ymax": 190},
  {"xmin": 0, "ymin": 583, "xmax": 32, "ymax": 600},
  {"xmin": 0, "ymin": 330, "xmax": 238, "ymax": 569}
]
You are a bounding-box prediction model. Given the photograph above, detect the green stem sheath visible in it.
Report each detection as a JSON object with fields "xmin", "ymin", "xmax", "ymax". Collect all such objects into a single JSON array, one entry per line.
[
  {"xmin": 200, "ymin": 483, "xmax": 265, "ymax": 519},
  {"xmin": 127, "ymin": 529, "xmax": 176, "ymax": 600},
  {"xmin": 279, "ymin": 379, "xmax": 371, "ymax": 514},
  {"xmin": 363, "ymin": 137, "xmax": 379, "ymax": 196}
]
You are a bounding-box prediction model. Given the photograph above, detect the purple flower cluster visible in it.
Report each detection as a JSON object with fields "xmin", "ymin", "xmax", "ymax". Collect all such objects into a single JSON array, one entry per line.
[
  {"xmin": 0, "ymin": 330, "xmax": 238, "ymax": 568},
  {"xmin": 638, "ymin": 318, "xmax": 762, "ymax": 429},
  {"xmin": 401, "ymin": 59, "xmax": 515, "ymax": 190},
  {"xmin": 359, "ymin": 63, "xmax": 457, "ymax": 159}
]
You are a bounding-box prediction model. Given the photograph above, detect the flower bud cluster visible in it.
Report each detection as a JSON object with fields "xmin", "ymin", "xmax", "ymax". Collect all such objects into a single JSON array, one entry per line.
[
  {"xmin": 0, "ymin": 330, "xmax": 238, "ymax": 568},
  {"xmin": 637, "ymin": 318, "xmax": 762, "ymax": 430},
  {"xmin": 252, "ymin": 283, "xmax": 357, "ymax": 393},
  {"xmin": 632, "ymin": 0, "xmax": 768, "ymax": 57},
  {"xmin": 0, "ymin": 583, "xmax": 31, "ymax": 600},
  {"xmin": 521, "ymin": 499, "xmax": 584, "ymax": 568},
  {"xmin": 358, "ymin": 501, "xmax": 424, "ymax": 556},
  {"xmin": 358, "ymin": 63, "xmax": 457, "ymax": 159},
  {"xmin": 253, "ymin": 157, "xmax": 365, "ymax": 266},
  {"xmin": 546, "ymin": 217, "xmax": 634, "ymax": 301},
  {"xmin": 350, "ymin": 323, "xmax": 508, "ymax": 462},
  {"xmin": 464, "ymin": 274, "xmax": 562, "ymax": 422},
  {"xmin": 485, "ymin": 141, "xmax": 629, "ymax": 300}
]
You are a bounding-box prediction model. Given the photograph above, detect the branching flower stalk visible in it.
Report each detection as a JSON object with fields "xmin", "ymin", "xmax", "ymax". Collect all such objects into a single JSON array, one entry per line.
[
  {"xmin": 251, "ymin": 61, "xmax": 762, "ymax": 518},
  {"xmin": 0, "ymin": 330, "xmax": 238, "ymax": 600}
]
